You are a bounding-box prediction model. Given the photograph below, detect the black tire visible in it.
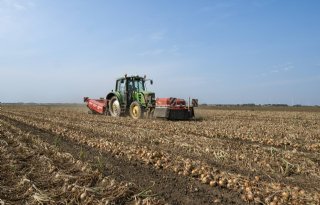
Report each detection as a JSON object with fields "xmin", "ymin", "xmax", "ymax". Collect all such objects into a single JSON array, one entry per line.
[
  {"xmin": 129, "ymin": 101, "xmax": 143, "ymax": 119},
  {"xmin": 109, "ymin": 96, "xmax": 121, "ymax": 117}
]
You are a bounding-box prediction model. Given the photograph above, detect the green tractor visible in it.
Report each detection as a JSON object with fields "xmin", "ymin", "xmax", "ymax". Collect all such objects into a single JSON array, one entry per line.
[{"xmin": 106, "ymin": 75, "xmax": 155, "ymax": 119}]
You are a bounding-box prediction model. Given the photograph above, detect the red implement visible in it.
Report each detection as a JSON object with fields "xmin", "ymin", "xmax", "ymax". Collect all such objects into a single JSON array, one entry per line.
[
  {"xmin": 83, "ymin": 97, "xmax": 108, "ymax": 114},
  {"xmin": 156, "ymin": 97, "xmax": 186, "ymax": 107},
  {"xmin": 155, "ymin": 97, "xmax": 196, "ymax": 120}
]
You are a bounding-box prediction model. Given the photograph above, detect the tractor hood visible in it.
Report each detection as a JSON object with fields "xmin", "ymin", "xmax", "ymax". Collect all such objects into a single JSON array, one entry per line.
[
  {"xmin": 142, "ymin": 91, "xmax": 156, "ymax": 107},
  {"xmin": 142, "ymin": 91, "xmax": 155, "ymax": 96},
  {"xmin": 142, "ymin": 91, "xmax": 155, "ymax": 99}
]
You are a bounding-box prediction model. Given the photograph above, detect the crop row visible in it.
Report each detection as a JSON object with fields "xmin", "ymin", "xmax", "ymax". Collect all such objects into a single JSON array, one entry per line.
[
  {"xmin": 4, "ymin": 109, "xmax": 320, "ymax": 186},
  {"xmin": 11, "ymin": 107, "xmax": 320, "ymax": 152},
  {"xmin": 0, "ymin": 118, "xmax": 163, "ymax": 205},
  {"xmin": 2, "ymin": 108, "xmax": 319, "ymax": 204}
]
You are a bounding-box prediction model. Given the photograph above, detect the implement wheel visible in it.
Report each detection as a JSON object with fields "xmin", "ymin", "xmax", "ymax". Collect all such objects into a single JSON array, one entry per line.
[
  {"xmin": 130, "ymin": 101, "xmax": 143, "ymax": 119},
  {"xmin": 109, "ymin": 96, "xmax": 121, "ymax": 117}
]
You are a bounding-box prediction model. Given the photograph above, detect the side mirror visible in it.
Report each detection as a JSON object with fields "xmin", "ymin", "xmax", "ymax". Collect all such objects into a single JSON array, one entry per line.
[{"xmin": 150, "ymin": 80, "xmax": 153, "ymax": 85}]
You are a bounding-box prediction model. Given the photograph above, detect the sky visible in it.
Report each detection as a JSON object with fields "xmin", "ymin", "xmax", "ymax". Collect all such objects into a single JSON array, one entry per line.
[{"xmin": 0, "ymin": 0, "xmax": 320, "ymax": 105}]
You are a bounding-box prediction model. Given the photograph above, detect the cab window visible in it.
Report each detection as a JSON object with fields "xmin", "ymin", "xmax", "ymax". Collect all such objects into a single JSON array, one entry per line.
[{"xmin": 116, "ymin": 79, "xmax": 126, "ymax": 93}]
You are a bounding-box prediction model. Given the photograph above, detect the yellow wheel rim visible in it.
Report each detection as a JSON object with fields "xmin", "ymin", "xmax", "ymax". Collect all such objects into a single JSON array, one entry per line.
[{"xmin": 132, "ymin": 105, "xmax": 139, "ymax": 117}]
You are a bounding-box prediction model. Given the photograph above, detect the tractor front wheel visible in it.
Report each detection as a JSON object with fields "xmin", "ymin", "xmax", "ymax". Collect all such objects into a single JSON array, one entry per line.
[
  {"xmin": 129, "ymin": 101, "xmax": 143, "ymax": 119},
  {"xmin": 109, "ymin": 96, "xmax": 121, "ymax": 117}
]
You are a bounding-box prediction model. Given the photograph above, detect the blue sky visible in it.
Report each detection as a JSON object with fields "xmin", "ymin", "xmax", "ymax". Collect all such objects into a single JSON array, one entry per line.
[{"xmin": 1, "ymin": 0, "xmax": 319, "ymax": 105}]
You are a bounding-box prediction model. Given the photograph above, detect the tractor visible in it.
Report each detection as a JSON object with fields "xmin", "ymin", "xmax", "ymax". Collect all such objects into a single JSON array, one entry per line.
[
  {"xmin": 106, "ymin": 74, "xmax": 155, "ymax": 119},
  {"xmin": 84, "ymin": 75, "xmax": 155, "ymax": 119}
]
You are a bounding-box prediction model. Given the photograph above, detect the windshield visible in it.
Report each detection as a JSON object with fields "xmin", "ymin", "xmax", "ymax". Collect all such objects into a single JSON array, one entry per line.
[{"xmin": 128, "ymin": 78, "xmax": 145, "ymax": 92}]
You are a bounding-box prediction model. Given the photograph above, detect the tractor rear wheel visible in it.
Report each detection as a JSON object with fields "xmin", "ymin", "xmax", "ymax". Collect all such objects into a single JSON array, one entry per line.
[
  {"xmin": 129, "ymin": 101, "xmax": 143, "ymax": 119},
  {"xmin": 109, "ymin": 96, "xmax": 121, "ymax": 117}
]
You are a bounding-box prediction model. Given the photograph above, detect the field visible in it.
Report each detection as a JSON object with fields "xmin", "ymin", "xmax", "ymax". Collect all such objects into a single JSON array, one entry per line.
[{"xmin": 0, "ymin": 105, "xmax": 319, "ymax": 205}]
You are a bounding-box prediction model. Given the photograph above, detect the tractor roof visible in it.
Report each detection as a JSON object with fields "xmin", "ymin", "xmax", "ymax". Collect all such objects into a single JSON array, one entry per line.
[{"xmin": 117, "ymin": 75, "xmax": 145, "ymax": 81}]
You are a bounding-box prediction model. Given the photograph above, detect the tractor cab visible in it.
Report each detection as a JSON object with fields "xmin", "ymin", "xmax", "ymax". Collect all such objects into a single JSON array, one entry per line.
[{"xmin": 107, "ymin": 75, "xmax": 155, "ymax": 119}]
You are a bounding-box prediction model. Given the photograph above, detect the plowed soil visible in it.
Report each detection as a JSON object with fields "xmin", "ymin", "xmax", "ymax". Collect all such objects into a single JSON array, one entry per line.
[{"xmin": 0, "ymin": 104, "xmax": 319, "ymax": 205}]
